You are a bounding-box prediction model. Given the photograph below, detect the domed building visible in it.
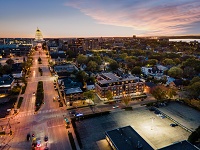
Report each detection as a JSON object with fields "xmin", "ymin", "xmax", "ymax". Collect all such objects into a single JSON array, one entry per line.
[{"xmin": 34, "ymin": 27, "xmax": 44, "ymax": 42}]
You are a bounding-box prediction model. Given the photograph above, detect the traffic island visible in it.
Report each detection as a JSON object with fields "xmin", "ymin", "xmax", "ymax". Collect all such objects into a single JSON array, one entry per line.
[
  {"xmin": 35, "ymin": 81, "xmax": 44, "ymax": 112},
  {"xmin": 68, "ymin": 131, "xmax": 77, "ymax": 150}
]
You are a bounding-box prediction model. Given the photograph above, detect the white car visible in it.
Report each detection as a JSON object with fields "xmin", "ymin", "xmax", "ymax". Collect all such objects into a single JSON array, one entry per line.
[{"xmin": 112, "ymin": 105, "xmax": 119, "ymax": 109}]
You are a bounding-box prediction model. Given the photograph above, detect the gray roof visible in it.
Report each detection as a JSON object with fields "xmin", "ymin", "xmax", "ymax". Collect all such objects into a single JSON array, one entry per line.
[
  {"xmin": 105, "ymin": 126, "xmax": 154, "ymax": 150},
  {"xmin": 65, "ymin": 87, "xmax": 83, "ymax": 95},
  {"xmin": 97, "ymin": 72, "xmax": 139, "ymax": 85}
]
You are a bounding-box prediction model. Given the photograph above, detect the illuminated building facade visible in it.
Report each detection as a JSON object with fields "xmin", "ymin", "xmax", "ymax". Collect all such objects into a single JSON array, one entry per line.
[
  {"xmin": 95, "ymin": 72, "xmax": 145, "ymax": 99},
  {"xmin": 34, "ymin": 27, "xmax": 44, "ymax": 42}
]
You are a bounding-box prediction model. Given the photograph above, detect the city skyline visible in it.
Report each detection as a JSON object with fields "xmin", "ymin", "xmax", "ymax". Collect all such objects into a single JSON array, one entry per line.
[{"xmin": 1, "ymin": 0, "xmax": 200, "ymax": 38}]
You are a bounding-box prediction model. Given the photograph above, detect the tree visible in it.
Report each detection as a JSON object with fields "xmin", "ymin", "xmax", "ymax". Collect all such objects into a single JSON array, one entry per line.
[
  {"xmin": 77, "ymin": 54, "xmax": 87, "ymax": 65},
  {"xmin": 183, "ymin": 67, "xmax": 196, "ymax": 78},
  {"xmin": 6, "ymin": 59, "xmax": 14, "ymax": 65},
  {"xmin": 168, "ymin": 66, "xmax": 183, "ymax": 78},
  {"xmin": 166, "ymin": 88, "xmax": 177, "ymax": 99},
  {"xmin": 182, "ymin": 58, "xmax": 200, "ymax": 73},
  {"xmin": 186, "ymin": 81, "xmax": 200, "ymax": 99},
  {"xmin": 150, "ymin": 85, "xmax": 167, "ymax": 102},
  {"xmin": 105, "ymin": 90, "xmax": 113, "ymax": 101},
  {"xmin": 162, "ymin": 58, "xmax": 175, "ymax": 66},
  {"xmin": 76, "ymin": 71, "xmax": 88, "ymax": 83},
  {"xmin": 173, "ymin": 58, "xmax": 181, "ymax": 65},
  {"xmin": 109, "ymin": 60, "xmax": 119, "ymax": 71},
  {"xmin": 122, "ymin": 94, "xmax": 131, "ymax": 107},
  {"xmin": 145, "ymin": 59, "xmax": 158, "ymax": 66},
  {"xmin": 87, "ymin": 60, "xmax": 98, "ymax": 72},
  {"xmin": 131, "ymin": 66, "xmax": 142, "ymax": 76},
  {"xmin": 83, "ymin": 90, "xmax": 95, "ymax": 100},
  {"xmin": 190, "ymin": 76, "xmax": 200, "ymax": 85}
]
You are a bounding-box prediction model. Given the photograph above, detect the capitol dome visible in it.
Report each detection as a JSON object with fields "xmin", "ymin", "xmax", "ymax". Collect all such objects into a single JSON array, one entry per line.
[{"xmin": 35, "ymin": 27, "xmax": 44, "ymax": 42}]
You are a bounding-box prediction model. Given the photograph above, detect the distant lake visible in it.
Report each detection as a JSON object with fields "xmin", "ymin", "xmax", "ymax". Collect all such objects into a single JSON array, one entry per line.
[{"xmin": 169, "ymin": 39, "xmax": 200, "ymax": 42}]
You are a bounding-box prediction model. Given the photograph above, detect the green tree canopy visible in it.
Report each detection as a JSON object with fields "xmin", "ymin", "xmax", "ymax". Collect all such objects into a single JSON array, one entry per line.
[
  {"xmin": 87, "ymin": 60, "xmax": 98, "ymax": 72},
  {"xmin": 182, "ymin": 58, "xmax": 200, "ymax": 73},
  {"xmin": 77, "ymin": 54, "xmax": 88, "ymax": 65},
  {"xmin": 167, "ymin": 66, "xmax": 183, "ymax": 78},
  {"xmin": 162, "ymin": 58, "xmax": 175, "ymax": 66},
  {"xmin": 131, "ymin": 66, "xmax": 142, "ymax": 75},
  {"xmin": 145, "ymin": 59, "xmax": 158, "ymax": 66},
  {"xmin": 83, "ymin": 90, "xmax": 95, "ymax": 100},
  {"xmin": 186, "ymin": 81, "xmax": 200, "ymax": 99},
  {"xmin": 190, "ymin": 76, "xmax": 200, "ymax": 85},
  {"xmin": 183, "ymin": 67, "xmax": 196, "ymax": 78},
  {"xmin": 109, "ymin": 60, "xmax": 119, "ymax": 71},
  {"xmin": 76, "ymin": 70, "xmax": 88, "ymax": 83}
]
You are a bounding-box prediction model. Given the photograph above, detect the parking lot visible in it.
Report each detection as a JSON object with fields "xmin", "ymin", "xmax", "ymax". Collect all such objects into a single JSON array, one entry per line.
[
  {"xmin": 75, "ymin": 104, "xmax": 191, "ymax": 150},
  {"xmin": 158, "ymin": 101, "xmax": 200, "ymax": 131}
]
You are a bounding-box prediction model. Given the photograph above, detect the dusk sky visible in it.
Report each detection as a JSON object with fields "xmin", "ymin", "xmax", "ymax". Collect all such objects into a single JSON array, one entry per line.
[{"xmin": 1, "ymin": 0, "xmax": 200, "ymax": 38}]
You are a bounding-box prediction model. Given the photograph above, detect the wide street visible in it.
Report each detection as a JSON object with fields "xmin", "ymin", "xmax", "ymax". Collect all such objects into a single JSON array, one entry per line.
[{"xmin": 6, "ymin": 48, "xmax": 72, "ymax": 150}]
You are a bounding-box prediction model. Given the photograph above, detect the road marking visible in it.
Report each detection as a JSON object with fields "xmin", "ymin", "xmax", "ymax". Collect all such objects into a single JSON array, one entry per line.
[
  {"xmin": 47, "ymin": 124, "xmax": 64, "ymax": 128},
  {"xmin": 14, "ymin": 108, "xmax": 66, "ymax": 118}
]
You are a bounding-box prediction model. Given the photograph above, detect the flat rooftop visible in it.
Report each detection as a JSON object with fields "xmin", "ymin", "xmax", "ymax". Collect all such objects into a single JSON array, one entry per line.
[
  {"xmin": 105, "ymin": 125, "xmax": 154, "ymax": 150},
  {"xmin": 97, "ymin": 72, "xmax": 140, "ymax": 84}
]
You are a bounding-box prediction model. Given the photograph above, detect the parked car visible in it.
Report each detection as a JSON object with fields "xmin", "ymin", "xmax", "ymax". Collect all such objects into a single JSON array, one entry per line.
[
  {"xmin": 112, "ymin": 105, "xmax": 119, "ymax": 109},
  {"xmin": 170, "ymin": 123, "xmax": 178, "ymax": 127}
]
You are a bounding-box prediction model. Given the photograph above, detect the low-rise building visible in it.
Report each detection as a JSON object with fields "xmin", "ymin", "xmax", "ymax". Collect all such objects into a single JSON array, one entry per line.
[
  {"xmin": 105, "ymin": 126, "xmax": 154, "ymax": 150},
  {"xmin": 64, "ymin": 87, "xmax": 83, "ymax": 102}
]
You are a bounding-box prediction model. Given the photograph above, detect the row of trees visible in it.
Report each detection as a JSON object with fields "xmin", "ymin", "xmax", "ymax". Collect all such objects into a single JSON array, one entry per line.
[{"xmin": 35, "ymin": 81, "xmax": 44, "ymax": 111}]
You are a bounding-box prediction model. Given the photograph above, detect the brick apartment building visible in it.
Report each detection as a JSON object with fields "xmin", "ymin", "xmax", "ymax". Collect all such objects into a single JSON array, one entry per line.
[{"xmin": 95, "ymin": 72, "xmax": 145, "ymax": 99}]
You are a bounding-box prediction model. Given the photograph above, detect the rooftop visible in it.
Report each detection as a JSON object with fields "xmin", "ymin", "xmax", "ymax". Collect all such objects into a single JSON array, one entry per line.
[
  {"xmin": 97, "ymin": 72, "xmax": 139, "ymax": 85},
  {"xmin": 105, "ymin": 125, "xmax": 154, "ymax": 150},
  {"xmin": 65, "ymin": 87, "xmax": 83, "ymax": 95}
]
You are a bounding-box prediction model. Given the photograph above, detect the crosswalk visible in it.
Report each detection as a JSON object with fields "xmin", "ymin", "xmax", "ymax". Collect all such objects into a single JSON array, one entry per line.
[{"xmin": 15, "ymin": 108, "xmax": 66, "ymax": 118}]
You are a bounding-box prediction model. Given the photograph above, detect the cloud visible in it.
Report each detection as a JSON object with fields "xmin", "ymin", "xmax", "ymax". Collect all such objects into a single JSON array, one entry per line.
[{"xmin": 64, "ymin": 0, "xmax": 200, "ymax": 35}]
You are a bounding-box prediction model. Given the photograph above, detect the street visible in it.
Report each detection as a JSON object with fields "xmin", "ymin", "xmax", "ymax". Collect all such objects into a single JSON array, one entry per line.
[{"xmin": 5, "ymin": 49, "xmax": 72, "ymax": 150}]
